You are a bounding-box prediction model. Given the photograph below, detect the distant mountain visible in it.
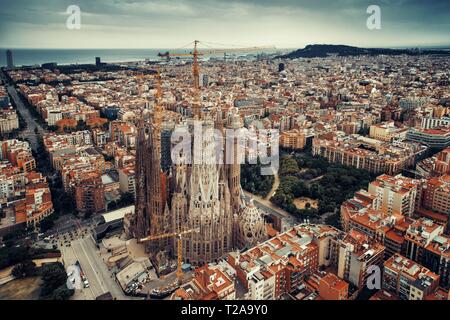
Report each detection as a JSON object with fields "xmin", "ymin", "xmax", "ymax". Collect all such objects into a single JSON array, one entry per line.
[{"xmin": 278, "ymin": 44, "xmax": 450, "ymax": 59}]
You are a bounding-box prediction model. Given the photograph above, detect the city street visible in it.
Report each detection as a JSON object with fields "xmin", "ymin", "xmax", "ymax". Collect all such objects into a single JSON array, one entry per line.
[
  {"xmin": 0, "ymin": 70, "xmax": 46, "ymax": 153},
  {"xmin": 59, "ymin": 241, "xmax": 95, "ymax": 300},
  {"xmin": 58, "ymin": 229, "xmax": 129, "ymax": 300},
  {"xmin": 243, "ymin": 192, "xmax": 297, "ymax": 226},
  {"xmin": 6, "ymin": 84, "xmax": 44, "ymax": 151}
]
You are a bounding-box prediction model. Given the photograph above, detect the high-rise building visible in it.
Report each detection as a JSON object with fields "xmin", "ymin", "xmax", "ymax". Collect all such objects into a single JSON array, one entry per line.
[{"xmin": 6, "ymin": 49, "xmax": 13, "ymax": 68}]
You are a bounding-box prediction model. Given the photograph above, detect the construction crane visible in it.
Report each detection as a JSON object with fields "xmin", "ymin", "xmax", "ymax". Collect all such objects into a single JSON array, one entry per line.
[
  {"xmin": 158, "ymin": 40, "xmax": 275, "ymax": 118},
  {"xmin": 139, "ymin": 227, "xmax": 200, "ymax": 285},
  {"xmin": 158, "ymin": 40, "xmax": 275, "ymax": 62}
]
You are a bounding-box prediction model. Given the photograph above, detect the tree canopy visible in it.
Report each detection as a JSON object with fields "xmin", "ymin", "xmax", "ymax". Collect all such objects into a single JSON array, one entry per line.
[{"xmin": 39, "ymin": 262, "xmax": 74, "ymax": 300}]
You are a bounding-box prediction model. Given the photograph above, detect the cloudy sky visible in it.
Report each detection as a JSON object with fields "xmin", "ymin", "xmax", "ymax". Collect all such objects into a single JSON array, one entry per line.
[{"xmin": 0, "ymin": 0, "xmax": 449, "ymax": 49}]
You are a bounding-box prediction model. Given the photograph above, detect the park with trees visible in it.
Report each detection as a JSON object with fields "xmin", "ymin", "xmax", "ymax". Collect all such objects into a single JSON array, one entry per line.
[{"xmin": 270, "ymin": 152, "xmax": 375, "ymax": 228}]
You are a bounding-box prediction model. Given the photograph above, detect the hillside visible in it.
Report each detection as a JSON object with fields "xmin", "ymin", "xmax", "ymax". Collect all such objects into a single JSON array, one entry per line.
[{"xmin": 278, "ymin": 44, "xmax": 449, "ymax": 59}]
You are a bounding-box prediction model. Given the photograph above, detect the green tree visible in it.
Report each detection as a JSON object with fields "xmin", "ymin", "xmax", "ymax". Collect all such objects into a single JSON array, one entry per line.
[
  {"xmin": 279, "ymin": 156, "xmax": 299, "ymax": 176},
  {"xmin": 11, "ymin": 260, "xmax": 36, "ymax": 278},
  {"xmin": 241, "ymin": 161, "xmax": 274, "ymax": 197},
  {"xmin": 40, "ymin": 262, "xmax": 68, "ymax": 298},
  {"xmin": 292, "ymin": 180, "xmax": 309, "ymax": 197},
  {"xmin": 50, "ymin": 286, "xmax": 75, "ymax": 300}
]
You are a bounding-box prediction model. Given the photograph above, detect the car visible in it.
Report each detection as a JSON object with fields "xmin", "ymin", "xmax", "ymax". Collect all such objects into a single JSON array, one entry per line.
[
  {"xmin": 70, "ymin": 278, "xmax": 76, "ymax": 284},
  {"xmin": 67, "ymin": 271, "xmax": 74, "ymax": 277}
]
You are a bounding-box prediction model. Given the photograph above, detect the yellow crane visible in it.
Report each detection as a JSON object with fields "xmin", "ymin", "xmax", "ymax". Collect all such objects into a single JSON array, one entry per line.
[
  {"xmin": 158, "ymin": 40, "xmax": 274, "ymax": 118},
  {"xmin": 139, "ymin": 227, "xmax": 200, "ymax": 285},
  {"xmin": 158, "ymin": 40, "xmax": 275, "ymax": 63}
]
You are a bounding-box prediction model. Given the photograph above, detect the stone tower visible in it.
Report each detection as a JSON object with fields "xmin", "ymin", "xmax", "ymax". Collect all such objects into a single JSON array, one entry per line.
[
  {"xmin": 226, "ymin": 107, "xmax": 243, "ymax": 213},
  {"xmin": 234, "ymin": 198, "xmax": 267, "ymax": 249},
  {"xmin": 133, "ymin": 116, "xmax": 171, "ymax": 258},
  {"xmin": 172, "ymin": 118, "xmax": 234, "ymax": 264}
]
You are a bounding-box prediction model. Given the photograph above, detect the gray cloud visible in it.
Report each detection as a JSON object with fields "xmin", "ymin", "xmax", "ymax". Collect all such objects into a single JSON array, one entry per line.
[{"xmin": 0, "ymin": 0, "xmax": 448, "ymax": 48}]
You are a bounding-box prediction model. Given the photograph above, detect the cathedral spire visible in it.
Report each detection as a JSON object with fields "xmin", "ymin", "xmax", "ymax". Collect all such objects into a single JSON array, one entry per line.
[{"xmin": 154, "ymin": 71, "xmax": 164, "ymax": 127}]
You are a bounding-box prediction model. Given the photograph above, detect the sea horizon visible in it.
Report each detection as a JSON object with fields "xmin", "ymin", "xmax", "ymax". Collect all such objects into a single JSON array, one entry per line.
[
  {"xmin": 0, "ymin": 47, "xmax": 283, "ymax": 67},
  {"xmin": 1, "ymin": 45, "xmax": 448, "ymax": 68}
]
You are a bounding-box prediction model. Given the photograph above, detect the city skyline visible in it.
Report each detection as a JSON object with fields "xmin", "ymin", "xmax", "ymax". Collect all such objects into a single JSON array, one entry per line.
[
  {"xmin": 0, "ymin": 0, "xmax": 449, "ymax": 306},
  {"xmin": 1, "ymin": 0, "xmax": 449, "ymax": 49}
]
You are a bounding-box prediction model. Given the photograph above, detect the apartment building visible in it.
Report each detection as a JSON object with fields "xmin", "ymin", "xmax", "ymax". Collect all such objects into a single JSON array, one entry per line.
[
  {"xmin": 118, "ymin": 166, "xmax": 136, "ymax": 198},
  {"xmin": 227, "ymin": 225, "xmax": 319, "ymax": 299},
  {"xmin": 369, "ymin": 121, "xmax": 407, "ymax": 142},
  {"xmin": 422, "ymin": 235, "xmax": 450, "ymax": 289},
  {"xmin": 383, "ymin": 254, "xmax": 440, "ymax": 300},
  {"xmin": 74, "ymin": 171, "xmax": 105, "ymax": 215},
  {"xmin": 368, "ymin": 174, "xmax": 421, "ymax": 217},
  {"xmin": 416, "ymin": 147, "xmax": 450, "ymax": 178},
  {"xmin": 0, "ymin": 108, "xmax": 19, "ymax": 134},
  {"xmin": 304, "ymin": 272, "xmax": 349, "ymax": 300},
  {"xmin": 1, "ymin": 139, "xmax": 36, "ymax": 172},
  {"xmin": 171, "ymin": 264, "xmax": 236, "ymax": 300},
  {"xmin": 404, "ymin": 218, "xmax": 445, "ymax": 264},
  {"xmin": 312, "ymin": 134, "xmax": 426, "ymax": 175},
  {"xmin": 334, "ymin": 229, "xmax": 385, "ymax": 288},
  {"xmin": 407, "ymin": 127, "xmax": 450, "ymax": 150},
  {"xmin": 421, "ymin": 175, "xmax": 450, "ymax": 215},
  {"xmin": 280, "ymin": 129, "xmax": 306, "ymax": 150}
]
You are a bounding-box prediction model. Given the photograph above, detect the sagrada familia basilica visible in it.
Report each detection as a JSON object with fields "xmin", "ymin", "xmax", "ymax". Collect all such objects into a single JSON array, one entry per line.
[{"xmin": 129, "ymin": 73, "xmax": 267, "ymax": 267}]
